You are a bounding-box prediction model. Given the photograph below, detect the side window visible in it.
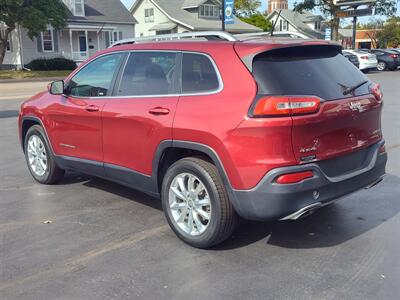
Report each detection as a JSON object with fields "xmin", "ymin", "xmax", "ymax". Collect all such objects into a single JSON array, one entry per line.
[
  {"xmin": 181, "ymin": 53, "xmax": 220, "ymax": 94},
  {"xmin": 118, "ymin": 52, "xmax": 177, "ymax": 96},
  {"xmin": 67, "ymin": 53, "xmax": 124, "ymax": 97}
]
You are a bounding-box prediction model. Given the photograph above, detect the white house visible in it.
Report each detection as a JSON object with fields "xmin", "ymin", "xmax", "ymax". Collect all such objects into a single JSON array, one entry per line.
[
  {"xmin": 1, "ymin": 0, "xmax": 137, "ymax": 69},
  {"xmin": 131, "ymin": 0, "xmax": 261, "ymax": 37},
  {"xmin": 266, "ymin": 9, "xmax": 326, "ymax": 39}
]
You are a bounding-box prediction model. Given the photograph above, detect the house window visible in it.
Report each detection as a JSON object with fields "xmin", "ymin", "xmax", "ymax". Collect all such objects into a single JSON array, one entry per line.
[
  {"xmin": 199, "ymin": 4, "xmax": 220, "ymax": 18},
  {"xmin": 279, "ymin": 20, "xmax": 288, "ymax": 31},
  {"xmin": 74, "ymin": 0, "xmax": 85, "ymax": 16},
  {"xmin": 314, "ymin": 21, "xmax": 321, "ymax": 30},
  {"xmin": 6, "ymin": 36, "xmax": 11, "ymax": 52},
  {"xmin": 113, "ymin": 31, "xmax": 123, "ymax": 42},
  {"xmin": 145, "ymin": 8, "xmax": 154, "ymax": 23},
  {"xmin": 41, "ymin": 30, "xmax": 54, "ymax": 52}
]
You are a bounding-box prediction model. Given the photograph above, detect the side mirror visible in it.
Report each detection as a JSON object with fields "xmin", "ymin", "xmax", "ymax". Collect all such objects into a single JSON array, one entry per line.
[{"xmin": 49, "ymin": 80, "xmax": 64, "ymax": 95}]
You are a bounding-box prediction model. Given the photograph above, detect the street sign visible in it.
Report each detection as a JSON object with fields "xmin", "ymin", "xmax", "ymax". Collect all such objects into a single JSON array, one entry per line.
[
  {"xmin": 335, "ymin": 8, "xmax": 373, "ymax": 18},
  {"xmin": 224, "ymin": 0, "xmax": 235, "ymax": 25},
  {"xmin": 325, "ymin": 28, "xmax": 331, "ymax": 40},
  {"xmin": 333, "ymin": 0, "xmax": 375, "ymax": 6}
]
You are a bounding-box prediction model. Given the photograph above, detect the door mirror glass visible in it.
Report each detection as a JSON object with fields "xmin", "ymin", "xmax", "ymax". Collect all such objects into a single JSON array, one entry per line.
[{"xmin": 50, "ymin": 80, "xmax": 64, "ymax": 95}]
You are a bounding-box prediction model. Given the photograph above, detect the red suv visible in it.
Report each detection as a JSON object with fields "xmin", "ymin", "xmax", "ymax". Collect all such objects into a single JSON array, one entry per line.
[{"xmin": 19, "ymin": 32, "xmax": 387, "ymax": 248}]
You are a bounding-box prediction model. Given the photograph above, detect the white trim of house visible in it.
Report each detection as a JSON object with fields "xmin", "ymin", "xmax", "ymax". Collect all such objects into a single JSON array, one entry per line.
[
  {"xmin": 73, "ymin": 0, "xmax": 86, "ymax": 17},
  {"xmin": 132, "ymin": 0, "xmax": 194, "ymax": 30},
  {"xmin": 41, "ymin": 30, "xmax": 55, "ymax": 52},
  {"xmin": 66, "ymin": 24, "xmax": 117, "ymax": 31},
  {"xmin": 269, "ymin": 11, "xmax": 298, "ymax": 32}
]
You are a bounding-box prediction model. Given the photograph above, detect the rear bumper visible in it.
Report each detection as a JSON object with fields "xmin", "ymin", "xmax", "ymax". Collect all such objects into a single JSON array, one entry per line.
[
  {"xmin": 230, "ymin": 141, "xmax": 387, "ymax": 221},
  {"xmin": 359, "ymin": 61, "xmax": 377, "ymax": 70},
  {"xmin": 386, "ymin": 60, "xmax": 400, "ymax": 69}
]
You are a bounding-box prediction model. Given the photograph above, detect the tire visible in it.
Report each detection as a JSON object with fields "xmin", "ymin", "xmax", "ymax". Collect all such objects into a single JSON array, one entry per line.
[
  {"xmin": 377, "ymin": 61, "xmax": 386, "ymax": 71},
  {"xmin": 388, "ymin": 66, "xmax": 397, "ymax": 71},
  {"xmin": 362, "ymin": 69, "xmax": 369, "ymax": 74},
  {"xmin": 24, "ymin": 125, "xmax": 65, "ymax": 184},
  {"xmin": 161, "ymin": 157, "xmax": 237, "ymax": 248}
]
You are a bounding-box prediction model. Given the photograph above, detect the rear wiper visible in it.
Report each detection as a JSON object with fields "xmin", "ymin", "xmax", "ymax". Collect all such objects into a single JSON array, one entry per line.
[{"xmin": 343, "ymin": 80, "xmax": 369, "ymax": 96}]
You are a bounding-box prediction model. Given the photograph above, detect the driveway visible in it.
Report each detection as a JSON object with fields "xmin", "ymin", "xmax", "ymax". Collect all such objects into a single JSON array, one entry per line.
[{"xmin": 1, "ymin": 72, "xmax": 400, "ymax": 300}]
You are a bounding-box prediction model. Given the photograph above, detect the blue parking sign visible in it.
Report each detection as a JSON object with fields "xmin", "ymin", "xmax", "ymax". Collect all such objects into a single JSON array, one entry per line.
[
  {"xmin": 325, "ymin": 28, "xmax": 331, "ymax": 40},
  {"xmin": 224, "ymin": 0, "xmax": 235, "ymax": 25}
]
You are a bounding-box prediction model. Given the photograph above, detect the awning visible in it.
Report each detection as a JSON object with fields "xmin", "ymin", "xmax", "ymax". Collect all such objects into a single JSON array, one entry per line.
[{"xmin": 149, "ymin": 22, "xmax": 177, "ymax": 31}]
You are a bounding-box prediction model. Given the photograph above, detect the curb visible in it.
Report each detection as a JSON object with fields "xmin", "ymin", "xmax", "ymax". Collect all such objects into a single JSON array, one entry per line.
[{"xmin": 0, "ymin": 77, "xmax": 65, "ymax": 84}]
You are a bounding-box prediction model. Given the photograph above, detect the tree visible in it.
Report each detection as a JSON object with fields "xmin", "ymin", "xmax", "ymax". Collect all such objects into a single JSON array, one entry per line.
[
  {"xmin": 240, "ymin": 14, "xmax": 272, "ymax": 31},
  {"xmin": 235, "ymin": 0, "xmax": 261, "ymax": 17},
  {"xmin": 0, "ymin": 0, "xmax": 68, "ymax": 65},
  {"xmin": 293, "ymin": 0, "xmax": 397, "ymax": 41},
  {"xmin": 376, "ymin": 17, "xmax": 400, "ymax": 47}
]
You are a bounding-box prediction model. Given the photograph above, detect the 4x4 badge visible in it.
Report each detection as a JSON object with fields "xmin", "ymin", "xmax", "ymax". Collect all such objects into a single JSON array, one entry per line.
[{"xmin": 350, "ymin": 101, "xmax": 362, "ymax": 112}]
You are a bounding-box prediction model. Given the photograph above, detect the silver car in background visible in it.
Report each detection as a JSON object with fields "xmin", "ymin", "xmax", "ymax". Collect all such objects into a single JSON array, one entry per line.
[{"xmin": 344, "ymin": 49, "xmax": 378, "ymax": 73}]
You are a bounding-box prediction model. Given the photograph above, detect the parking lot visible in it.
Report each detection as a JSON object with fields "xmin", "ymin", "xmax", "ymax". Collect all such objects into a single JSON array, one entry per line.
[{"xmin": 1, "ymin": 71, "xmax": 399, "ymax": 300}]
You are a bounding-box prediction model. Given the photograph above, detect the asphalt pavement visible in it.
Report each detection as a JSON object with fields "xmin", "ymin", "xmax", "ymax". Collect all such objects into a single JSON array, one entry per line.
[{"xmin": 0, "ymin": 71, "xmax": 399, "ymax": 300}]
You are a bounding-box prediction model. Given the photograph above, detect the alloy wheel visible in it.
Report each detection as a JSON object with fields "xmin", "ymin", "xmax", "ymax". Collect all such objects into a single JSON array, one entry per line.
[
  {"xmin": 377, "ymin": 62, "xmax": 386, "ymax": 71},
  {"xmin": 27, "ymin": 135, "xmax": 48, "ymax": 177},
  {"xmin": 168, "ymin": 173, "xmax": 211, "ymax": 236}
]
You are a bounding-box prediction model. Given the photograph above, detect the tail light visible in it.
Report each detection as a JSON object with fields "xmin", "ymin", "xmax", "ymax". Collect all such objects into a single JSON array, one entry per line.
[
  {"xmin": 276, "ymin": 171, "xmax": 314, "ymax": 184},
  {"xmin": 389, "ymin": 54, "xmax": 398, "ymax": 59},
  {"xmin": 360, "ymin": 55, "xmax": 368, "ymax": 59},
  {"xmin": 251, "ymin": 96, "xmax": 321, "ymax": 117},
  {"xmin": 370, "ymin": 83, "xmax": 383, "ymax": 102}
]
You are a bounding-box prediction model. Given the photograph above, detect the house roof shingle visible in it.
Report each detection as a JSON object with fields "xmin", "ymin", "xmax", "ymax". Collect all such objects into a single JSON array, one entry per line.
[
  {"xmin": 267, "ymin": 9, "xmax": 324, "ymax": 39},
  {"xmin": 68, "ymin": 0, "xmax": 137, "ymax": 24},
  {"xmin": 132, "ymin": 0, "xmax": 261, "ymax": 33}
]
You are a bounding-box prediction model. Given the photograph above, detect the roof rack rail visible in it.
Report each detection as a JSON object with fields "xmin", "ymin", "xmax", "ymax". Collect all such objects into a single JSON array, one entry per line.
[
  {"xmin": 110, "ymin": 31, "xmax": 237, "ymax": 47},
  {"xmin": 234, "ymin": 31, "xmax": 310, "ymax": 40}
]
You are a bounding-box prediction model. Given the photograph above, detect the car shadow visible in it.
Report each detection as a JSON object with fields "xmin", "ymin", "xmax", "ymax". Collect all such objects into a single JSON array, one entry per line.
[
  {"xmin": 61, "ymin": 171, "xmax": 162, "ymax": 211},
  {"xmin": 59, "ymin": 172, "xmax": 400, "ymax": 250},
  {"xmin": 0, "ymin": 110, "xmax": 19, "ymax": 119},
  {"xmin": 215, "ymin": 174, "xmax": 400, "ymax": 250}
]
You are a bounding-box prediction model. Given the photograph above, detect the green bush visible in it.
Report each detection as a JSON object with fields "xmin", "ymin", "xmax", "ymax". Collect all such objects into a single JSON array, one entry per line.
[{"xmin": 27, "ymin": 57, "xmax": 77, "ymax": 71}]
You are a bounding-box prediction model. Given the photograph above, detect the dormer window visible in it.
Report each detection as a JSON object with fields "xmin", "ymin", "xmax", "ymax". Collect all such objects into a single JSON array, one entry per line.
[
  {"xmin": 199, "ymin": 4, "xmax": 220, "ymax": 19},
  {"xmin": 314, "ymin": 21, "xmax": 321, "ymax": 30},
  {"xmin": 74, "ymin": 0, "xmax": 85, "ymax": 16}
]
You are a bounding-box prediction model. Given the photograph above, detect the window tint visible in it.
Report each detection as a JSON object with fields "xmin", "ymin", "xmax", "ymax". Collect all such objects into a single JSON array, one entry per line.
[
  {"xmin": 182, "ymin": 53, "xmax": 219, "ymax": 94},
  {"xmin": 252, "ymin": 45, "xmax": 369, "ymax": 101},
  {"xmin": 118, "ymin": 52, "xmax": 177, "ymax": 96},
  {"xmin": 67, "ymin": 53, "xmax": 123, "ymax": 97}
]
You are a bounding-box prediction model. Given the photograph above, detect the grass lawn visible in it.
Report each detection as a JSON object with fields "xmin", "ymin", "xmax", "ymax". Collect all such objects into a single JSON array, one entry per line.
[{"xmin": 0, "ymin": 70, "xmax": 72, "ymax": 80}]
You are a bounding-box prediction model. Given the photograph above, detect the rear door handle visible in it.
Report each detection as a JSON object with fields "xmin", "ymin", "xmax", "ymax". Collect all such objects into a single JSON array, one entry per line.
[
  {"xmin": 86, "ymin": 105, "xmax": 100, "ymax": 112},
  {"xmin": 148, "ymin": 107, "xmax": 170, "ymax": 115}
]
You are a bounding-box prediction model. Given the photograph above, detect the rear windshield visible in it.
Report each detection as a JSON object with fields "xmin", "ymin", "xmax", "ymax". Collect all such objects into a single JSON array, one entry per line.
[{"xmin": 252, "ymin": 45, "xmax": 370, "ymax": 100}]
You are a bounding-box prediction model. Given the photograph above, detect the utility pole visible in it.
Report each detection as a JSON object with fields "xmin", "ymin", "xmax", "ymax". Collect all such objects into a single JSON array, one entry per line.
[
  {"xmin": 222, "ymin": 0, "xmax": 225, "ymax": 32},
  {"xmin": 352, "ymin": 5, "xmax": 358, "ymax": 49}
]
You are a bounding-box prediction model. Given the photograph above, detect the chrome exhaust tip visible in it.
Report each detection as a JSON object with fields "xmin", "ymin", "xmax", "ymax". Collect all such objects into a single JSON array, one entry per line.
[{"xmin": 280, "ymin": 202, "xmax": 322, "ymax": 221}]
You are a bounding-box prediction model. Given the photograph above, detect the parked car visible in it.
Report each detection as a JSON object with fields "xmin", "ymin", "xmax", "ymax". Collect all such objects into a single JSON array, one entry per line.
[
  {"xmin": 345, "ymin": 49, "xmax": 378, "ymax": 72},
  {"xmin": 19, "ymin": 32, "xmax": 387, "ymax": 248},
  {"xmin": 342, "ymin": 50, "xmax": 360, "ymax": 68},
  {"xmin": 370, "ymin": 49, "xmax": 400, "ymax": 71},
  {"xmin": 389, "ymin": 48, "xmax": 400, "ymax": 55}
]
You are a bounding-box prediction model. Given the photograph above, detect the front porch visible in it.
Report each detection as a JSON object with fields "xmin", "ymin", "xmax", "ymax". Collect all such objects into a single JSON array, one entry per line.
[{"xmin": 59, "ymin": 25, "xmax": 117, "ymax": 62}]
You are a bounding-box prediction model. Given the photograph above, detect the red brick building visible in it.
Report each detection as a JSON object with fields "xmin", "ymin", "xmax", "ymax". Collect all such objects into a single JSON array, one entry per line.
[{"xmin": 267, "ymin": 0, "xmax": 288, "ymax": 14}]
